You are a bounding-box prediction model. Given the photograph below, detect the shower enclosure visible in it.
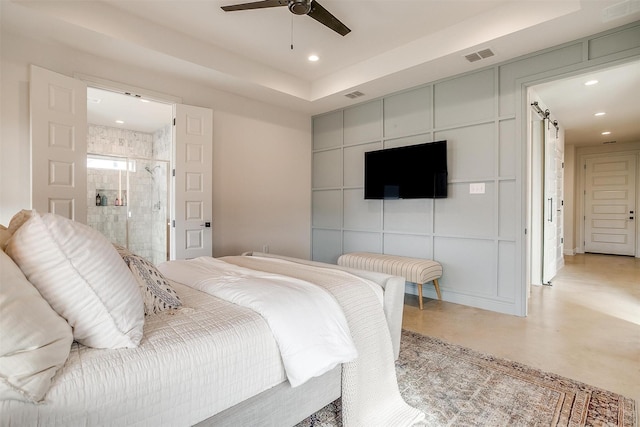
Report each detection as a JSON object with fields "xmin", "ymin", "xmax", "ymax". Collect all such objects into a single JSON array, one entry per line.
[{"xmin": 86, "ymin": 124, "xmax": 171, "ymax": 265}]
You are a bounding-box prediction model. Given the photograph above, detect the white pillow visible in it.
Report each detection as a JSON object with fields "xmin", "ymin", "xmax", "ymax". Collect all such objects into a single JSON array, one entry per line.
[
  {"xmin": 0, "ymin": 210, "xmax": 36, "ymax": 251},
  {"xmin": 7, "ymin": 209, "xmax": 33, "ymax": 235},
  {"xmin": 0, "ymin": 250, "xmax": 73, "ymax": 403},
  {"xmin": 6, "ymin": 213, "xmax": 144, "ymax": 349}
]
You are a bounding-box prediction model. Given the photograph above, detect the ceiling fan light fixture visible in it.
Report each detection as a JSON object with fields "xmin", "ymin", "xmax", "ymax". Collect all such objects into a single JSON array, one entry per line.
[
  {"xmin": 289, "ymin": 0, "xmax": 311, "ymax": 15},
  {"xmin": 221, "ymin": 0, "xmax": 350, "ymax": 36}
]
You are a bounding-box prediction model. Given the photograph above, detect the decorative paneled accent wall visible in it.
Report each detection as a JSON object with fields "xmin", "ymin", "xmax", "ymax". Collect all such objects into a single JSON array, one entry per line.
[
  {"xmin": 312, "ymin": 68, "xmax": 517, "ymax": 313},
  {"xmin": 312, "ymin": 22, "xmax": 640, "ymax": 316}
]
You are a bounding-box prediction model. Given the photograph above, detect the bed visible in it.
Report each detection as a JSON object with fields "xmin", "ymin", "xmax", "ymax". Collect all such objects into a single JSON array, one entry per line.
[{"xmin": 0, "ymin": 211, "xmax": 423, "ymax": 426}]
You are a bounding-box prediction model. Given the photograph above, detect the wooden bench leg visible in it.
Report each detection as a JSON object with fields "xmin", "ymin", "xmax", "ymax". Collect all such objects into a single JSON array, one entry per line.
[
  {"xmin": 433, "ymin": 278, "xmax": 442, "ymax": 301},
  {"xmin": 418, "ymin": 280, "xmax": 442, "ymax": 309}
]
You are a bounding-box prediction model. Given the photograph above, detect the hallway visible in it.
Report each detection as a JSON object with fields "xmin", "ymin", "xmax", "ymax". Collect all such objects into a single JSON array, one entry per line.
[{"xmin": 403, "ymin": 253, "xmax": 640, "ymax": 412}]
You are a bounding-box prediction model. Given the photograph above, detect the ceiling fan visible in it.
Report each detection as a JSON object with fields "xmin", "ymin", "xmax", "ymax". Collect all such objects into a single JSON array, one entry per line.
[{"xmin": 221, "ymin": 0, "xmax": 351, "ymax": 36}]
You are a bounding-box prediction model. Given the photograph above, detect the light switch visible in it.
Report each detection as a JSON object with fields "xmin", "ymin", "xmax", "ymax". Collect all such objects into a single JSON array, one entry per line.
[{"xmin": 469, "ymin": 183, "xmax": 485, "ymax": 194}]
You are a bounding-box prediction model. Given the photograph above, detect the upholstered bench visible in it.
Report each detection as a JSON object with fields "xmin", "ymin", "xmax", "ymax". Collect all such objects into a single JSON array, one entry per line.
[{"xmin": 337, "ymin": 252, "xmax": 442, "ymax": 310}]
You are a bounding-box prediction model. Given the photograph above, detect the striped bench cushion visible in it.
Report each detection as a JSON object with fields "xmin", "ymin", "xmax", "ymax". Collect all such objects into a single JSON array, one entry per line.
[{"xmin": 337, "ymin": 252, "xmax": 442, "ymax": 284}]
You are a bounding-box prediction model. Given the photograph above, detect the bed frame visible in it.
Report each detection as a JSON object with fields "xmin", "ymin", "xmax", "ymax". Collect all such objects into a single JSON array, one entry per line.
[{"xmin": 198, "ymin": 252, "xmax": 406, "ymax": 426}]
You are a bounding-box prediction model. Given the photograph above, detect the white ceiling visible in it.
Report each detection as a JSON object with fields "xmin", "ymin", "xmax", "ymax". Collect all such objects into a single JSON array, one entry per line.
[
  {"xmin": 87, "ymin": 87, "xmax": 173, "ymax": 133},
  {"xmin": 532, "ymin": 61, "xmax": 640, "ymax": 146},
  {"xmin": 3, "ymin": 0, "xmax": 640, "ymax": 144}
]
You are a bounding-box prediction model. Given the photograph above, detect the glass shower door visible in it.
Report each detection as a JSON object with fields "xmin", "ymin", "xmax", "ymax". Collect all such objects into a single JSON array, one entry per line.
[
  {"xmin": 87, "ymin": 155, "xmax": 170, "ymax": 265},
  {"xmin": 126, "ymin": 159, "xmax": 170, "ymax": 265}
]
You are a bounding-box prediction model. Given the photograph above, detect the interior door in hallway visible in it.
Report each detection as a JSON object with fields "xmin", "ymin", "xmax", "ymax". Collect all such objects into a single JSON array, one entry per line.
[{"xmin": 584, "ymin": 154, "xmax": 636, "ymax": 256}]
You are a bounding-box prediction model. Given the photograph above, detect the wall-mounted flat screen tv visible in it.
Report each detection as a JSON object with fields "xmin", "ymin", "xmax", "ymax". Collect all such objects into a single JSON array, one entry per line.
[{"xmin": 364, "ymin": 140, "xmax": 448, "ymax": 199}]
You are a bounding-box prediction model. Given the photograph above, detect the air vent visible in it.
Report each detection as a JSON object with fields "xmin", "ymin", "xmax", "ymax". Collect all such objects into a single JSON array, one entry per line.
[
  {"xmin": 477, "ymin": 48, "xmax": 494, "ymax": 59},
  {"xmin": 602, "ymin": 140, "xmax": 617, "ymax": 144},
  {"xmin": 344, "ymin": 91, "xmax": 365, "ymax": 99},
  {"xmin": 603, "ymin": 0, "xmax": 640, "ymax": 22},
  {"xmin": 464, "ymin": 48, "xmax": 495, "ymax": 63}
]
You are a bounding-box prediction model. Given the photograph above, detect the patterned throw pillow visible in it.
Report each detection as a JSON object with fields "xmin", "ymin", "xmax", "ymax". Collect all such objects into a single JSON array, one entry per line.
[{"xmin": 114, "ymin": 245, "xmax": 182, "ymax": 315}]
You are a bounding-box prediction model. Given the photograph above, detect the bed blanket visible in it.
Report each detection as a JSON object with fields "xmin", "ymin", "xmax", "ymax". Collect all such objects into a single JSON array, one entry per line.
[
  {"xmin": 158, "ymin": 257, "xmax": 357, "ymax": 387},
  {"xmin": 220, "ymin": 256, "xmax": 425, "ymax": 427},
  {"xmin": 0, "ymin": 282, "xmax": 287, "ymax": 426}
]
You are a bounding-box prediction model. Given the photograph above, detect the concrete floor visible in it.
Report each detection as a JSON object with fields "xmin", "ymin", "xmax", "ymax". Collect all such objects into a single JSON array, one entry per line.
[{"xmin": 402, "ymin": 253, "xmax": 640, "ymax": 419}]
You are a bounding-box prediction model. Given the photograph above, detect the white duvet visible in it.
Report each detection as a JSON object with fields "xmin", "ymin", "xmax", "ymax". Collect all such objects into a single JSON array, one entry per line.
[{"xmin": 158, "ymin": 256, "xmax": 358, "ymax": 387}]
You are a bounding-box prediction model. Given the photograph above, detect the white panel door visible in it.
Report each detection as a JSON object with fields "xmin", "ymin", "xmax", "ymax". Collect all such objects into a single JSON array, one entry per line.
[
  {"xmin": 30, "ymin": 65, "xmax": 87, "ymax": 221},
  {"xmin": 554, "ymin": 128, "xmax": 564, "ymax": 270},
  {"xmin": 542, "ymin": 120, "xmax": 558, "ymax": 284},
  {"xmin": 530, "ymin": 118, "xmax": 544, "ymax": 286},
  {"xmin": 172, "ymin": 104, "xmax": 213, "ymax": 260},
  {"xmin": 585, "ymin": 155, "xmax": 636, "ymax": 256}
]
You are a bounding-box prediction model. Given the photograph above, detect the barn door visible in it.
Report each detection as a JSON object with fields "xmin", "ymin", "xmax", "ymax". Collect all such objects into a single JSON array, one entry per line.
[
  {"xmin": 542, "ymin": 118, "xmax": 564, "ymax": 283},
  {"xmin": 30, "ymin": 65, "xmax": 87, "ymax": 221},
  {"xmin": 172, "ymin": 104, "xmax": 213, "ymax": 260}
]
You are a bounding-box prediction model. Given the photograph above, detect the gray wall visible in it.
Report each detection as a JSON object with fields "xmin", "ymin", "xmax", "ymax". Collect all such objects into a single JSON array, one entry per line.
[{"xmin": 311, "ymin": 22, "xmax": 640, "ymax": 316}]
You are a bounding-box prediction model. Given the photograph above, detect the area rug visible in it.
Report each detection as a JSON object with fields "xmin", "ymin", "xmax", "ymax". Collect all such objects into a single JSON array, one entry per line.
[{"xmin": 297, "ymin": 330, "xmax": 636, "ymax": 426}]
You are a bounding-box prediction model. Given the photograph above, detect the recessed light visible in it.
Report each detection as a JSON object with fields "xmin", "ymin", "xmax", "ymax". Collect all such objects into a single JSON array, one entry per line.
[
  {"xmin": 115, "ymin": 120, "xmax": 125, "ymax": 124},
  {"xmin": 594, "ymin": 112, "xmax": 606, "ymax": 116},
  {"xmin": 584, "ymin": 79, "xmax": 599, "ymax": 86},
  {"xmin": 601, "ymin": 131, "xmax": 611, "ymax": 135},
  {"xmin": 140, "ymin": 99, "xmax": 150, "ymax": 103},
  {"xmin": 308, "ymin": 54, "xmax": 319, "ymax": 62}
]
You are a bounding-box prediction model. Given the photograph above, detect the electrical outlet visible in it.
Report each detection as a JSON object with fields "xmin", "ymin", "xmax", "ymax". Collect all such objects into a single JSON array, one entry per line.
[{"xmin": 469, "ymin": 183, "xmax": 485, "ymax": 194}]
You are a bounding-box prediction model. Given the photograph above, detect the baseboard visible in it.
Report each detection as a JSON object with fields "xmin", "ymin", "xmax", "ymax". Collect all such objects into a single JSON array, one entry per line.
[{"xmin": 563, "ymin": 248, "xmax": 577, "ymax": 256}]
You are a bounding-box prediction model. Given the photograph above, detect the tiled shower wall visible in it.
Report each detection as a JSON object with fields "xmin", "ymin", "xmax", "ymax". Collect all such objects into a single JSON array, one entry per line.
[{"xmin": 87, "ymin": 125, "xmax": 171, "ymax": 265}]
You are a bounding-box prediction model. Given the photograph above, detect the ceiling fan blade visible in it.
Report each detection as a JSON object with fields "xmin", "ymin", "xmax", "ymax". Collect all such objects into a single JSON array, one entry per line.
[
  {"xmin": 307, "ymin": 0, "xmax": 350, "ymax": 36},
  {"xmin": 221, "ymin": 0, "xmax": 288, "ymax": 12}
]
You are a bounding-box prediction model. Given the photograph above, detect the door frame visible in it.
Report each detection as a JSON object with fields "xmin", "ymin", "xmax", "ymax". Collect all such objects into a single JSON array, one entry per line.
[
  {"xmin": 75, "ymin": 73, "xmax": 183, "ymax": 105},
  {"xmin": 519, "ymin": 57, "xmax": 640, "ymax": 315},
  {"xmin": 528, "ymin": 103, "xmax": 545, "ymax": 287},
  {"xmin": 76, "ymin": 73, "xmax": 215, "ymax": 260},
  {"xmin": 77, "ymin": 74, "xmax": 180, "ymax": 259},
  {"xmin": 576, "ymin": 150, "xmax": 640, "ymax": 257}
]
